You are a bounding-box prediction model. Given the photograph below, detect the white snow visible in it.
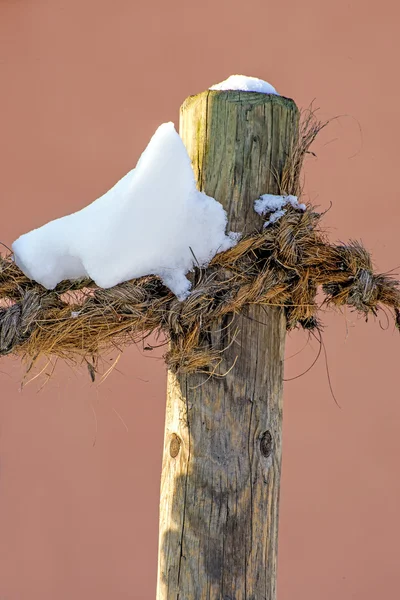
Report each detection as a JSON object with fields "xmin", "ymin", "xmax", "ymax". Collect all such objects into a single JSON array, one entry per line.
[
  {"xmin": 12, "ymin": 123, "xmax": 236, "ymax": 299},
  {"xmin": 266, "ymin": 209, "xmax": 287, "ymax": 225},
  {"xmin": 210, "ymin": 75, "xmax": 278, "ymax": 95},
  {"xmin": 254, "ymin": 194, "xmax": 306, "ymax": 227}
]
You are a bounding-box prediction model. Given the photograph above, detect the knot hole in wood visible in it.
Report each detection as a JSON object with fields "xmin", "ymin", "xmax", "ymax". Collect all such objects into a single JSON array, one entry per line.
[
  {"xmin": 260, "ymin": 430, "xmax": 273, "ymax": 458},
  {"xmin": 169, "ymin": 433, "xmax": 181, "ymax": 458}
]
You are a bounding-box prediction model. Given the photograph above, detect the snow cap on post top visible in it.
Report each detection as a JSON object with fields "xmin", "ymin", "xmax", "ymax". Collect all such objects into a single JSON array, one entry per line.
[{"xmin": 209, "ymin": 74, "xmax": 279, "ymax": 95}]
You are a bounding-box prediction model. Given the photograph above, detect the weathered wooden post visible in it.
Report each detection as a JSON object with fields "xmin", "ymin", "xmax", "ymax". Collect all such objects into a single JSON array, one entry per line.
[{"xmin": 157, "ymin": 90, "xmax": 299, "ymax": 599}]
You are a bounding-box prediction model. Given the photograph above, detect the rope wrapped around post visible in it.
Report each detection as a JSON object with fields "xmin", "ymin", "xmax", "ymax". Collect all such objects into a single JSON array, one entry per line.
[{"xmin": 1, "ymin": 203, "xmax": 399, "ymax": 374}]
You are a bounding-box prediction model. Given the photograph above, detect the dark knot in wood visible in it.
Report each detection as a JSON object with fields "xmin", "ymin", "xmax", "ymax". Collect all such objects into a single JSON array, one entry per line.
[
  {"xmin": 260, "ymin": 430, "xmax": 273, "ymax": 458},
  {"xmin": 169, "ymin": 433, "xmax": 181, "ymax": 458}
]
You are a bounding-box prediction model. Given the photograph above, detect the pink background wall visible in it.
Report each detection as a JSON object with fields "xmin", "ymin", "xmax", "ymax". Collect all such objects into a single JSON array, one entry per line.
[{"xmin": 0, "ymin": 1, "xmax": 399, "ymax": 598}]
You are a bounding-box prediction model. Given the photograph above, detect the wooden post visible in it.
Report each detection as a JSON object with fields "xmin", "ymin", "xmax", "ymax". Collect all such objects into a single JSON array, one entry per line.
[{"xmin": 157, "ymin": 90, "xmax": 299, "ymax": 600}]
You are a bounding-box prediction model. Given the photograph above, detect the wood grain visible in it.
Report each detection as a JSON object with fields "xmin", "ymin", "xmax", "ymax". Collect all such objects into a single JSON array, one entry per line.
[{"xmin": 157, "ymin": 90, "xmax": 299, "ymax": 600}]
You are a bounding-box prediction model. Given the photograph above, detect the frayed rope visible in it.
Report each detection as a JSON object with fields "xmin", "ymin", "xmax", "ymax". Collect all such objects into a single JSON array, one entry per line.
[{"xmin": 0, "ymin": 203, "xmax": 399, "ymax": 374}]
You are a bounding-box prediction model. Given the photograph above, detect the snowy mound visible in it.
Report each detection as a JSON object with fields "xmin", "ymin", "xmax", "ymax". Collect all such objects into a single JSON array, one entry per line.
[
  {"xmin": 12, "ymin": 123, "xmax": 236, "ymax": 299},
  {"xmin": 254, "ymin": 194, "xmax": 306, "ymax": 227},
  {"xmin": 210, "ymin": 75, "xmax": 278, "ymax": 95}
]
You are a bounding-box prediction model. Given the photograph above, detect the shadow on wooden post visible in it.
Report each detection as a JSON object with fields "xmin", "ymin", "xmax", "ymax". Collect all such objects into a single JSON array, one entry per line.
[{"xmin": 157, "ymin": 91, "xmax": 299, "ymax": 600}]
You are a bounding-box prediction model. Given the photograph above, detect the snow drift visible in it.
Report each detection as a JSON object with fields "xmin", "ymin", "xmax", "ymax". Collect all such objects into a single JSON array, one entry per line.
[{"xmin": 12, "ymin": 123, "xmax": 235, "ymax": 299}]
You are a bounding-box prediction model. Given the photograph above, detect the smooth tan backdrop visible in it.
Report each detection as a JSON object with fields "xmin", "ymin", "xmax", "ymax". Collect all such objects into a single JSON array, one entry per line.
[{"xmin": 0, "ymin": 1, "xmax": 399, "ymax": 599}]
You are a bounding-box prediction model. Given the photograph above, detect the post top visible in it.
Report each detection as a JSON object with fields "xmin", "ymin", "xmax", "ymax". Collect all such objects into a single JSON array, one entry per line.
[
  {"xmin": 181, "ymin": 89, "xmax": 297, "ymax": 113},
  {"xmin": 181, "ymin": 74, "xmax": 297, "ymax": 112}
]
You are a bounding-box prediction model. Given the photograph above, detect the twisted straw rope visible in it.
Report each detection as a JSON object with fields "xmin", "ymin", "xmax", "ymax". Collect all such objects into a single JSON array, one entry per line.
[{"xmin": 1, "ymin": 205, "xmax": 398, "ymax": 374}]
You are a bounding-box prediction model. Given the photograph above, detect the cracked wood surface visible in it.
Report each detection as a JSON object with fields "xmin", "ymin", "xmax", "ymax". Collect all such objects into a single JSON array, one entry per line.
[{"xmin": 157, "ymin": 90, "xmax": 299, "ymax": 600}]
